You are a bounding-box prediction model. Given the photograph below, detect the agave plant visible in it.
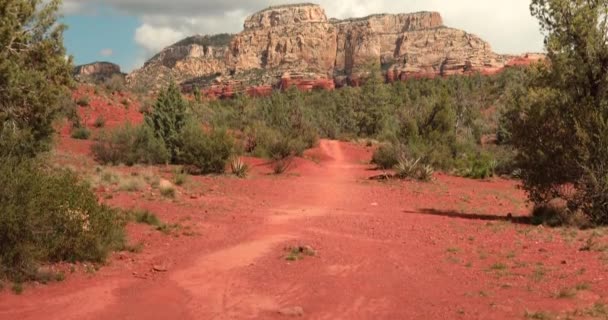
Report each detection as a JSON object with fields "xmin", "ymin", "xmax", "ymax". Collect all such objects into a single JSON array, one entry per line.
[
  {"xmin": 394, "ymin": 157, "xmax": 421, "ymax": 179},
  {"xmin": 418, "ymin": 164, "xmax": 435, "ymax": 182},
  {"xmin": 230, "ymin": 157, "xmax": 249, "ymax": 178},
  {"xmin": 394, "ymin": 157, "xmax": 434, "ymax": 182}
]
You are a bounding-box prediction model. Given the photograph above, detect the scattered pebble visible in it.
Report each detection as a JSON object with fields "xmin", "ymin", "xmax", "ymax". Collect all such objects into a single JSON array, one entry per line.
[{"xmin": 278, "ymin": 306, "xmax": 304, "ymax": 317}]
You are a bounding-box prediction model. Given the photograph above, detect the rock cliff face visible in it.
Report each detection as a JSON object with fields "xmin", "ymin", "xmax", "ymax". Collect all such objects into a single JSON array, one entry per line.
[
  {"xmin": 127, "ymin": 3, "xmax": 530, "ymax": 95},
  {"xmin": 74, "ymin": 62, "xmax": 123, "ymax": 82}
]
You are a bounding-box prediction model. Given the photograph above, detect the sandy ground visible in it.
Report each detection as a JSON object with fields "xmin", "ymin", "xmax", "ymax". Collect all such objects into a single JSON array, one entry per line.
[{"xmin": 0, "ymin": 139, "xmax": 607, "ymax": 320}]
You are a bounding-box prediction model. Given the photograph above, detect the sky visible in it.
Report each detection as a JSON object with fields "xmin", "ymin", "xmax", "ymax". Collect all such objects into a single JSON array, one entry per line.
[{"xmin": 61, "ymin": 0, "xmax": 546, "ymax": 72}]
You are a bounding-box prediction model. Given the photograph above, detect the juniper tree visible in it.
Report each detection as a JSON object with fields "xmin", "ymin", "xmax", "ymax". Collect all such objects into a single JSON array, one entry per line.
[
  {"xmin": 506, "ymin": 0, "xmax": 608, "ymax": 223},
  {"xmin": 0, "ymin": 0, "xmax": 73, "ymax": 158},
  {"xmin": 144, "ymin": 82, "xmax": 189, "ymax": 161}
]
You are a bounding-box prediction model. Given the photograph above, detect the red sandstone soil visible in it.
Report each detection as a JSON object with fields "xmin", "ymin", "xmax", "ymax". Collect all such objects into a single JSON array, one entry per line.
[{"xmin": 1, "ymin": 138, "xmax": 607, "ymax": 320}]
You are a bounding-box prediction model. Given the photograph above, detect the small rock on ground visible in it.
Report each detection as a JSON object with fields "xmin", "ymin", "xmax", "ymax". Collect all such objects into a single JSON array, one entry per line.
[{"xmin": 278, "ymin": 306, "xmax": 304, "ymax": 317}]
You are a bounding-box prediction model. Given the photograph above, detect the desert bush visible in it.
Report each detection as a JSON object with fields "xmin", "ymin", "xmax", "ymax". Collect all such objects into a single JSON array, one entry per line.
[
  {"xmin": 104, "ymin": 75, "xmax": 126, "ymax": 93},
  {"xmin": 177, "ymin": 122, "xmax": 235, "ymax": 174},
  {"xmin": 92, "ymin": 123, "xmax": 169, "ymax": 166},
  {"xmin": 93, "ymin": 116, "xmax": 106, "ymax": 128},
  {"xmin": 70, "ymin": 126, "xmax": 91, "ymax": 140},
  {"xmin": 273, "ymin": 157, "xmax": 294, "ymax": 175},
  {"xmin": 76, "ymin": 96, "xmax": 90, "ymax": 107},
  {"xmin": 132, "ymin": 210, "xmax": 162, "ymax": 227},
  {"xmin": 159, "ymin": 181, "xmax": 176, "ymax": 198},
  {"xmin": 173, "ymin": 168, "xmax": 188, "ymax": 186},
  {"xmin": 394, "ymin": 157, "xmax": 435, "ymax": 182},
  {"xmin": 372, "ymin": 143, "xmax": 404, "ymax": 169},
  {"xmin": 457, "ymin": 153, "xmax": 497, "ymax": 179},
  {"xmin": 0, "ymin": 159, "xmax": 126, "ymax": 282},
  {"xmin": 242, "ymin": 123, "xmax": 282, "ymax": 157},
  {"xmin": 230, "ymin": 157, "xmax": 249, "ymax": 178}
]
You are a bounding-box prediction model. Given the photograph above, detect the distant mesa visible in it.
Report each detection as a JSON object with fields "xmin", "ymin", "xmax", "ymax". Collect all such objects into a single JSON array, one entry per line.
[
  {"xmin": 126, "ymin": 3, "xmax": 544, "ymax": 97},
  {"xmin": 74, "ymin": 61, "xmax": 125, "ymax": 83}
]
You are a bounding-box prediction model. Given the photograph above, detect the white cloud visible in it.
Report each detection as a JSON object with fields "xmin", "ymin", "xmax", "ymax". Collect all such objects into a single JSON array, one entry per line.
[
  {"xmin": 63, "ymin": 0, "xmax": 545, "ymax": 69},
  {"xmin": 99, "ymin": 48, "xmax": 114, "ymax": 57},
  {"xmin": 134, "ymin": 23, "xmax": 185, "ymax": 53}
]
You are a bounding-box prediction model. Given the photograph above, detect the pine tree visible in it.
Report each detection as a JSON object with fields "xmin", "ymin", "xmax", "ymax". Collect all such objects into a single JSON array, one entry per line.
[
  {"xmin": 145, "ymin": 82, "xmax": 189, "ymax": 161},
  {"xmin": 0, "ymin": 0, "xmax": 73, "ymax": 158}
]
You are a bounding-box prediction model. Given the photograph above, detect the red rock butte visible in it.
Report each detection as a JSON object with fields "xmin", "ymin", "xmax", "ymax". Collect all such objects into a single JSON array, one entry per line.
[{"xmin": 125, "ymin": 3, "xmax": 544, "ymax": 98}]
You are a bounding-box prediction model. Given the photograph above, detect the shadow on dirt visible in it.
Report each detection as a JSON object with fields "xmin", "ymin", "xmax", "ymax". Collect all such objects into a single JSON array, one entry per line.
[{"xmin": 403, "ymin": 208, "xmax": 534, "ymax": 225}]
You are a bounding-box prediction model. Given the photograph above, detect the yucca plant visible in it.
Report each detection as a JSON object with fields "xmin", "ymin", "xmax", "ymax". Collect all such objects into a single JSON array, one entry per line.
[
  {"xmin": 394, "ymin": 157, "xmax": 434, "ymax": 182},
  {"xmin": 230, "ymin": 157, "xmax": 249, "ymax": 178},
  {"xmin": 394, "ymin": 157, "xmax": 421, "ymax": 179},
  {"xmin": 418, "ymin": 164, "xmax": 435, "ymax": 182}
]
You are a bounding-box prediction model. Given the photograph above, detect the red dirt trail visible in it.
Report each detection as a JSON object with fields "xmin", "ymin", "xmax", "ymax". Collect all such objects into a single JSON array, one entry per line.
[{"xmin": 1, "ymin": 140, "xmax": 607, "ymax": 320}]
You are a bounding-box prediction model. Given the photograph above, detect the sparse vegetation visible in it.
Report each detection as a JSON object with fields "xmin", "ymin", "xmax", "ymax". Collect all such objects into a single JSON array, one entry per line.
[
  {"xmin": 284, "ymin": 245, "xmax": 316, "ymax": 261},
  {"xmin": 93, "ymin": 116, "xmax": 106, "ymax": 128},
  {"xmin": 273, "ymin": 157, "xmax": 294, "ymax": 175},
  {"xmin": 76, "ymin": 96, "xmax": 90, "ymax": 107},
  {"xmin": 230, "ymin": 157, "xmax": 249, "ymax": 178},
  {"xmin": 173, "ymin": 168, "xmax": 188, "ymax": 186},
  {"xmin": 71, "ymin": 126, "xmax": 91, "ymax": 140}
]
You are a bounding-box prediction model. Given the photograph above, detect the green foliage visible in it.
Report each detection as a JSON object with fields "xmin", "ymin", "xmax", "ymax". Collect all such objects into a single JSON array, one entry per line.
[
  {"xmin": 93, "ymin": 116, "xmax": 106, "ymax": 128},
  {"xmin": 394, "ymin": 157, "xmax": 435, "ymax": 182},
  {"xmin": 457, "ymin": 152, "xmax": 497, "ymax": 179},
  {"xmin": 372, "ymin": 143, "xmax": 404, "ymax": 169},
  {"xmin": 132, "ymin": 210, "xmax": 162, "ymax": 227},
  {"xmin": 145, "ymin": 82, "xmax": 189, "ymax": 161},
  {"xmin": 91, "ymin": 123, "xmax": 169, "ymax": 166},
  {"xmin": 173, "ymin": 168, "xmax": 188, "ymax": 186},
  {"xmin": 505, "ymin": 0, "xmax": 608, "ymax": 224},
  {"xmin": 0, "ymin": 0, "xmax": 74, "ymax": 158},
  {"xmin": 76, "ymin": 96, "xmax": 90, "ymax": 107},
  {"xmin": 103, "ymin": 75, "xmax": 126, "ymax": 93},
  {"xmin": 177, "ymin": 121, "xmax": 235, "ymax": 174},
  {"xmin": 273, "ymin": 157, "xmax": 294, "ymax": 175},
  {"xmin": 0, "ymin": 159, "xmax": 126, "ymax": 282},
  {"xmin": 190, "ymin": 66, "xmax": 522, "ymax": 175},
  {"xmin": 70, "ymin": 126, "xmax": 91, "ymax": 140}
]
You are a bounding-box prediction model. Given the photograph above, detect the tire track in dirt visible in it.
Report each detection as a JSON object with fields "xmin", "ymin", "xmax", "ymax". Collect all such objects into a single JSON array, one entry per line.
[{"xmin": 169, "ymin": 140, "xmax": 355, "ymax": 319}]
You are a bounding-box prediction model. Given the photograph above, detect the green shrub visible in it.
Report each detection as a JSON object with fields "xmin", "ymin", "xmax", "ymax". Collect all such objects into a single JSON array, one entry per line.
[
  {"xmin": 160, "ymin": 185, "xmax": 176, "ymax": 198},
  {"xmin": 70, "ymin": 127, "xmax": 91, "ymax": 140},
  {"xmin": 93, "ymin": 116, "xmax": 106, "ymax": 128},
  {"xmin": 173, "ymin": 168, "xmax": 188, "ymax": 186},
  {"xmin": 372, "ymin": 143, "xmax": 404, "ymax": 169},
  {"xmin": 273, "ymin": 157, "xmax": 293, "ymax": 175},
  {"xmin": 457, "ymin": 153, "xmax": 497, "ymax": 179},
  {"xmin": 91, "ymin": 124, "xmax": 169, "ymax": 166},
  {"xmin": 177, "ymin": 122, "xmax": 235, "ymax": 174},
  {"xmin": 0, "ymin": 159, "xmax": 126, "ymax": 282},
  {"xmin": 104, "ymin": 75, "xmax": 126, "ymax": 93},
  {"xmin": 132, "ymin": 210, "xmax": 161, "ymax": 227},
  {"xmin": 76, "ymin": 96, "xmax": 90, "ymax": 107}
]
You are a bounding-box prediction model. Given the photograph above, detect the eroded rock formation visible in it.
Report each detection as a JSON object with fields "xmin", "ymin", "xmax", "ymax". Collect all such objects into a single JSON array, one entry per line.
[
  {"xmin": 127, "ymin": 3, "xmax": 539, "ymax": 96},
  {"xmin": 74, "ymin": 62, "xmax": 123, "ymax": 82}
]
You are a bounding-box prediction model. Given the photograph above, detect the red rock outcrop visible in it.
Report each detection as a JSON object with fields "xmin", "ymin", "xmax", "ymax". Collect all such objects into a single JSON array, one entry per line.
[
  {"xmin": 74, "ymin": 62, "xmax": 123, "ymax": 82},
  {"xmin": 127, "ymin": 3, "xmax": 538, "ymax": 95}
]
